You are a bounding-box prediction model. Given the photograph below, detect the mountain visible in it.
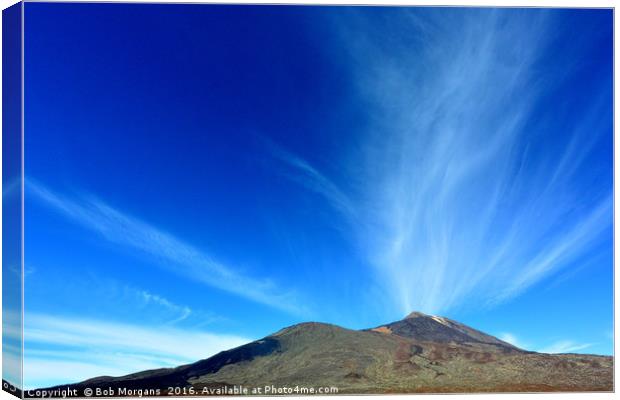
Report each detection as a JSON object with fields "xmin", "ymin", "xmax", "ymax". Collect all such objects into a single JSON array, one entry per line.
[
  {"xmin": 369, "ymin": 311, "xmax": 520, "ymax": 347},
  {"xmin": 35, "ymin": 312, "xmax": 612, "ymax": 396}
]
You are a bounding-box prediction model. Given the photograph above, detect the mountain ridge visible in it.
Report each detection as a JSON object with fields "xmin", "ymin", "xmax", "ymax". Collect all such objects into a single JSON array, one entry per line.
[{"xmin": 32, "ymin": 312, "xmax": 613, "ymax": 396}]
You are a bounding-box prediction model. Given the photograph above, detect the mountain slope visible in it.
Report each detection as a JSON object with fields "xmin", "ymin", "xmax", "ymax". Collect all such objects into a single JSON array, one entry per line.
[
  {"xmin": 369, "ymin": 311, "xmax": 519, "ymax": 348},
  {"xmin": 36, "ymin": 313, "xmax": 613, "ymax": 396}
]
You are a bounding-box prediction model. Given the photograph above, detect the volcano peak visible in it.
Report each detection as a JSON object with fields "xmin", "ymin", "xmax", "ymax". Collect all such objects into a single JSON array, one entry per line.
[{"xmin": 405, "ymin": 311, "xmax": 429, "ymax": 319}]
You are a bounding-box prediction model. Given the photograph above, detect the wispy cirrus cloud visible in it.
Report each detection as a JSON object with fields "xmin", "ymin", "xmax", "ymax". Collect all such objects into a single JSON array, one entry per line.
[
  {"xmin": 498, "ymin": 333, "xmax": 523, "ymax": 349},
  {"xmin": 497, "ymin": 332, "xmax": 595, "ymax": 354},
  {"xmin": 97, "ymin": 280, "xmax": 210, "ymax": 326},
  {"xmin": 269, "ymin": 10, "xmax": 612, "ymax": 315},
  {"xmin": 345, "ymin": 11, "xmax": 612, "ymax": 314},
  {"xmin": 21, "ymin": 314, "xmax": 251, "ymax": 389},
  {"xmin": 28, "ymin": 270, "xmax": 222, "ymax": 329},
  {"xmin": 136, "ymin": 289, "xmax": 192, "ymax": 325},
  {"xmin": 3, "ymin": 310, "xmax": 23, "ymax": 388},
  {"xmin": 16, "ymin": 275, "xmax": 236, "ymax": 389},
  {"xmin": 262, "ymin": 137, "xmax": 356, "ymax": 219},
  {"xmin": 27, "ymin": 180, "xmax": 308, "ymax": 316},
  {"xmin": 537, "ymin": 340, "xmax": 594, "ymax": 354}
]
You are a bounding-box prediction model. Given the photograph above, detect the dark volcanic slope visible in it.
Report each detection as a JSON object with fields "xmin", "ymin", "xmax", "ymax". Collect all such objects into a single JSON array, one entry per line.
[
  {"xmin": 37, "ymin": 312, "xmax": 613, "ymax": 396},
  {"xmin": 370, "ymin": 311, "xmax": 519, "ymax": 349},
  {"xmin": 42, "ymin": 337, "xmax": 283, "ymax": 393}
]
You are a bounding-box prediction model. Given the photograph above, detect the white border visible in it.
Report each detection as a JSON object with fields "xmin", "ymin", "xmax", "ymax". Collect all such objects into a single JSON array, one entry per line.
[{"xmin": 0, "ymin": 1, "xmax": 615, "ymax": 400}]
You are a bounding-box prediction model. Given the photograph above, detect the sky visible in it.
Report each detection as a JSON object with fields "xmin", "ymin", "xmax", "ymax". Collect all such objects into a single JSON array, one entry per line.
[{"xmin": 11, "ymin": 4, "xmax": 613, "ymax": 389}]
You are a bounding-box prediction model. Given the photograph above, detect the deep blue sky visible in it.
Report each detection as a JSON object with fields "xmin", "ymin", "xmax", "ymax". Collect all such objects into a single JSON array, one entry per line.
[{"xmin": 18, "ymin": 4, "xmax": 613, "ymax": 389}]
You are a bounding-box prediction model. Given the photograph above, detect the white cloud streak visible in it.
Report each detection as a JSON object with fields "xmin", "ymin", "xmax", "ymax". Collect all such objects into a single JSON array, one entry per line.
[
  {"xmin": 27, "ymin": 180, "xmax": 308, "ymax": 316},
  {"xmin": 262, "ymin": 137, "xmax": 356, "ymax": 219},
  {"xmin": 270, "ymin": 10, "xmax": 612, "ymax": 315},
  {"xmin": 538, "ymin": 340, "xmax": 593, "ymax": 354},
  {"xmin": 497, "ymin": 332, "xmax": 594, "ymax": 354},
  {"xmin": 498, "ymin": 333, "xmax": 521, "ymax": 348},
  {"xmin": 3, "ymin": 310, "xmax": 23, "ymax": 388},
  {"xmin": 137, "ymin": 289, "xmax": 192, "ymax": 324},
  {"xmin": 22, "ymin": 314, "xmax": 251, "ymax": 390}
]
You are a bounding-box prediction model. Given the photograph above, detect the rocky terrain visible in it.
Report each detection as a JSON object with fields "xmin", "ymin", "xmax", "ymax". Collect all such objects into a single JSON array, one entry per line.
[{"xmin": 33, "ymin": 312, "xmax": 613, "ymax": 396}]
